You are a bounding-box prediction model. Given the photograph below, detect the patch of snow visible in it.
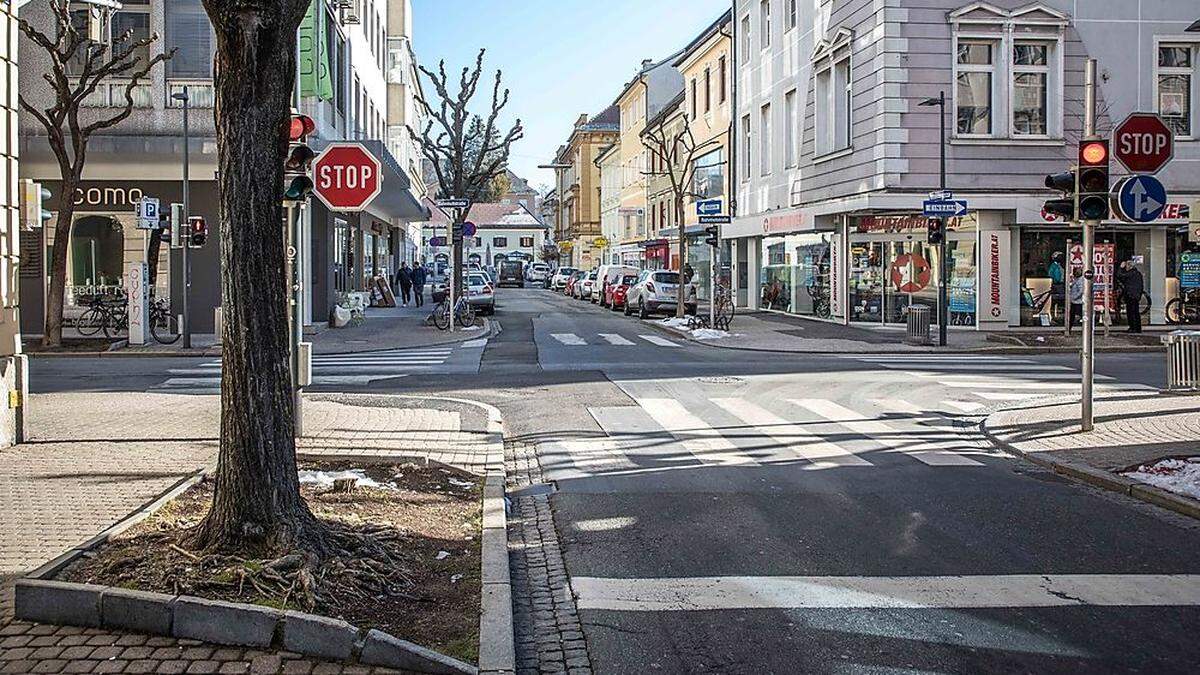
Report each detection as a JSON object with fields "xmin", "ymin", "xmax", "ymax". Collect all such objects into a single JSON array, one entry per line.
[
  {"xmin": 1122, "ymin": 457, "xmax": 1200, "ymax": 500},
  {"xmin": 448, "ymin": 478, "xmax": 475, "ymax": 489},
  {"xmin": 658, "ymin": 318, "xmax": 692, "ymax": 331},
  {"xmin": 691, "ymin": 328, "xmax": 733, "ymax": 340},
  {"xmin": 450, "ymin": 574, "xmax": 464, "ymax": 583},
  {"xmin": 436, "ymin": 550, "xmax": 451, "ymax": 560},
  {"xmin": 297, "ymin": 469, "xmax": 392, "ymax": 490}
]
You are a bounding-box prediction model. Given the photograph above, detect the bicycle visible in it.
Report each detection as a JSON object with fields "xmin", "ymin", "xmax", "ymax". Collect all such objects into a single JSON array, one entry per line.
[
  {"xmin": 807, "ymin": 282, "xmax": 831, "ymax": 320},
  {"xmin": 1167, "ymin": 288, "xmax": 1200, "ymax": 325},
  {"xmin": 149, "ymin": 298, "xmax": 181, "ymax": 344},
  {"xmin": 75, "ymin": 296, "xmax": 122, "ymax": 337},
  {"xmin": 432, "ymin": 294, "xmax": 475, "ymax": 330}
]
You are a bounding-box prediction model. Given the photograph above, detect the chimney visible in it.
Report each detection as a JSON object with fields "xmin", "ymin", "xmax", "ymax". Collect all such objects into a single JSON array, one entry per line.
[{"xmin": 641, "ymin": 59, "xmax": 653, "ymax": 71}]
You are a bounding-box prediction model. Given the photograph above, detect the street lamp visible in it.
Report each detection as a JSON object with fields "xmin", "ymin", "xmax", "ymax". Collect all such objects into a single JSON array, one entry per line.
[
  {"xmin": 919, "ymin": 91, "xmax": 948, "ymax": 347},
  {"xmin": 170, "ymin": 86, "xmax": 192, "ymax": 349}
]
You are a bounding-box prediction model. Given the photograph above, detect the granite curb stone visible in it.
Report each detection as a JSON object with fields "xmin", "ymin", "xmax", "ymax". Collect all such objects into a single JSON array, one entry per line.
[
  {"xmin": 172, "ymin": 596, "xmax": 280, "ymax": 648},
  {"xmin": 359, "ymin": 629, "xmax": 477, "ymax": 674}
]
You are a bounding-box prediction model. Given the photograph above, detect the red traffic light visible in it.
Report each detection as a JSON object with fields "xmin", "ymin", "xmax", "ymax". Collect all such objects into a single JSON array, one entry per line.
[
  {"xmin": 288, "ymin": 114, "xmax": 316, "ymax": 142},
  {"xmin": 1079, "ymin": 140, "xmax": 1108, "ymax": 167}
]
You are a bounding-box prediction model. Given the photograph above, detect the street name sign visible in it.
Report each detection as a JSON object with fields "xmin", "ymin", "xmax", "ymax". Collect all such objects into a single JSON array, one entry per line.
[
  {"xmin": 1113, "ymin": 113, "xmax": 1174, "ymax": 174},
  {"xmin": 699, "ymin": 214, "xmax": 732, "ymax": 224},
  {"xmin": 928, "ymin": 190, "xmax": 953, "ymax": 201},
  {"xmin": 922, "ymin": 199, "xmax": 968, "ymax": 217},
  {"xmin": 1113, "ymin": 175, "xmax": 1168, "ymax": 223},
  {"xmin": 437, "ymin": 198, "xmax": 470, "ymax": 209},
  {"xmin": 314, "ymin": 143, "xmax": 383, "ymax": 212},
  {"xmin": 696, "ymin": 199, "xmax": 723, "ymax": 216}
]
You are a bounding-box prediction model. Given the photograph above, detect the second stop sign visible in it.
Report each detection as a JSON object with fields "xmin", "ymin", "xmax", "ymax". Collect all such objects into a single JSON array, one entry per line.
[{"xmin": 314, "ymin": 143, "xmax": 383, "ymax": 211}]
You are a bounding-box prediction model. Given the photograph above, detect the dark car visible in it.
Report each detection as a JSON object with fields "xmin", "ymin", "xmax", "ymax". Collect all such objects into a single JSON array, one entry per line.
[{"xmin": 498, "ymin": 260, "xmax": 525, "ymax": 288}]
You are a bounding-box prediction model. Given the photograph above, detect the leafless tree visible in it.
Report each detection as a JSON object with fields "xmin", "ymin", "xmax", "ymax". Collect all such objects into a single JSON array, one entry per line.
[
  {"xmin": 19, "ymin": 0, "xmax": 173, "ymax": 347},
  {"xmin": 409, "ymin": 50, "xmax": 523, "ymax": 295},
  {"xmin": 188, "ymin": 0, "xmax": 326, "ymax": 556},
  {"xmin": 642, "ymin": 115, "xmax": 721, "ymax": 318}
]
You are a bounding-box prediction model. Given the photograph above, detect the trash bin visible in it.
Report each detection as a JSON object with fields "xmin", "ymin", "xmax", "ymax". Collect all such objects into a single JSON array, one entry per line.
[
  {"xmin": 1162, "ymin": 330, "xmax": 1200, "ymax": 391},
  {"xmin": 906, "ymin": 304, "xmax": 932, "ymax": 346}
]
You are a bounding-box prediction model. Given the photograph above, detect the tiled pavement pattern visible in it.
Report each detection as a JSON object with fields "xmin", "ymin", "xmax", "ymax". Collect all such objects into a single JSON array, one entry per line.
[
  {"xmin": 506, "ymin": 441, "xmax": 592, "ymax": 675},
  {"xmin": 1, "ymin": 391, "xmax": 495, "ymax": 674},
  {"xmin": 985, "ymin": 394, "xmax": 1200, "ymax": 470}
]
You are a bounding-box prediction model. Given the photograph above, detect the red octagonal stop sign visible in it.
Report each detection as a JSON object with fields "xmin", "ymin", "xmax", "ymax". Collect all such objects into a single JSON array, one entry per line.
[
  {"xmin": 1112, "ymin": 113, "xmax": 1174, "ymax": 174},
  {"xmin": 314, "ymin": 143, "xmax": 383, "ymax": 211}
]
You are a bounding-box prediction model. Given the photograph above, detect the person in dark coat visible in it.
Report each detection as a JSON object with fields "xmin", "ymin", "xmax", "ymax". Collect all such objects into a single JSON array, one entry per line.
[
  {"xmin": 411, "ymin": 261, "xmax": 427, "ymax": 308},
  {"xmin": 396, "ymin": 263, "xmax": 413, "ymax": 307},
  {"xmin": 1117, "ymin": 259, "xmax": 1145, "ymax": 333}
]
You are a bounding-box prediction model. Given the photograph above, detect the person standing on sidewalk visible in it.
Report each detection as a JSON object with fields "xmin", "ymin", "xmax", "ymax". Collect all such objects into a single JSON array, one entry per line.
[
  {"xmin": 1117, "ymin": 259, "xmax": 1145, "ymax": 333},
  {"xmin": 1048, "ymin": 251, "xmax": 1065, "ymax": 322},
  {"xmin": 412, "ymin": 260, "xmax": 427, "ymax": 308},
  {"xmin": 396, "ymin": 263, "xmax": 413, "ymax": 307},
  {"xmin": 1068, "ymin": 268, "xmax": 1085, "ymax": 328}
]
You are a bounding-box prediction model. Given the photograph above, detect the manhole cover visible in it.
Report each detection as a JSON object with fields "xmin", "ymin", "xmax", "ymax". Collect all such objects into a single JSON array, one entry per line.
[{"xmin": 697, "ymin": 376, "xmax": 743, "ymax": 384}]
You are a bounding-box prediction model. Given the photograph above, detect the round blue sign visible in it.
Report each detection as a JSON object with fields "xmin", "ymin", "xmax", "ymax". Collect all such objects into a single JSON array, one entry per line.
[
  {"xmin": 462, "ymin": 221, "xmax": 477, "ymax": 238},
  {"xmin": 1117, "ymin": 175, "xmax": 1168, "ymax": 223}
]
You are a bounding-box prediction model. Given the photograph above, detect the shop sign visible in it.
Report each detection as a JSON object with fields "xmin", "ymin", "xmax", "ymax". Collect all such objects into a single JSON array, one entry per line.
[
  {"xmin": 855, "ymin": 213, "xmax": 976, "ymax": 234},
  {"xmin": 890, "ymin": 252, "xmax": 931, "ymax": 293},
  {"xmin": 830, "ymin": 234, "xmax": 843, "ymax": 320},
  {"xmin": 763, "ymin": 211, "xmax": 810, "ymax": 235},
  {"xmin": 1093, "ymin": 243, "xmax": 1116, "ymax": 311},
  {"xmin": 1180, "ymin": 252, "xmax": 1200, "ymax": 289},
  {"xmin": 980, "ymin": 232, "xmax": 1010, "ymax": 324}
]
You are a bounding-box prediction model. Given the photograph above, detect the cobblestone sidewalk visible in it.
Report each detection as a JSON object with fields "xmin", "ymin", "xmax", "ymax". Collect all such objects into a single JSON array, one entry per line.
[{"xmin": 1, "ymin": 391, "xmax": 498, "ymax": 674}]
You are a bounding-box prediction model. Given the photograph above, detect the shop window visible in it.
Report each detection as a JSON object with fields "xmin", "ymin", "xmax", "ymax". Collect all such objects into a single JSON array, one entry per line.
[
  {"xmin": 1158, "ymin": 44, "xmax": 1195, "ymax": 138},
  {"xmin": 760, "ymin": 234, "xmax": 830, "ymax": 317},
  {"xmin": 70, "ymin": 216, "xmax": 125, "ymax": 288},
  {"xmin": 956, "ymin": 41, "xmax": 994, "ymax": 136}
]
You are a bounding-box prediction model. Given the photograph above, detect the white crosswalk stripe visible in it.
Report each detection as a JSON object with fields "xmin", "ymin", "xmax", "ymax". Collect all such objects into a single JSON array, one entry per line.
[
  {"xmin": 790, "ymin": 399, "xmax": 984, "ymax": 467},
  {"xmin": 711, "ymin": 397, "xmax": 872, "ymax": 468},
  {"xmin": 634, "ymin": 398, "xmax": 751, "ymax": 466},
  {"xmin": 151, "ymin": 348, "xmax": 454, "ymax": 393},
  {"xmin": 638, "ymin": 334, "xmax": 681, "ymax": 347},
  {"xmin": 550, "ymin": 333, "xmax": 588, "ymax": 346},
  {"xmin": 599, "ymin": 333, "xmax": 636, "ymax": 346},
  {"xmin": 943, "ymin": 400, "xmax": 986, "ymax": 413}
]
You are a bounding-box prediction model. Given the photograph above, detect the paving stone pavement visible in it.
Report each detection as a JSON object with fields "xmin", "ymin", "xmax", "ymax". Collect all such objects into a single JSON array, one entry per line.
[
  {"xmin": 505, "ymin": 441, "xmax": 592, "ymax": 675},
  {"xmin": 1, "ymin": 391, "xmax": 496, "ymax": 673}
]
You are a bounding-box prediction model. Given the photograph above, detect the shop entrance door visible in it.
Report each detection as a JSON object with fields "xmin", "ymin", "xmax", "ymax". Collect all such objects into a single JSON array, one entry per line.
[
  {"xmin": 884, "ymin": 241, "xmax": 940, "ymax": 324},
  {"xmin": 849, "ymin": 241, "xmax": 885, "ymax": 322}
]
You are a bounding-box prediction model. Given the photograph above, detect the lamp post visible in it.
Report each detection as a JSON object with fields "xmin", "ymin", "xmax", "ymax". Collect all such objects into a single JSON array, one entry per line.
[
  {"xmin": 919, "ymin": 91, "xmax": 948, "ymax": 347},
  {"xmin": 170, "ymin": 86, "xmax": 191, "ymax": 349}
]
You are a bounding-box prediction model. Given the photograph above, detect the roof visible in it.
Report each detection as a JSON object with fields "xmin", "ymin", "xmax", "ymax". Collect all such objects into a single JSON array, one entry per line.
[
  {"xmin": 643, "ymin": 90, "xmax": 685, "ymax": 133},
  {"xmin": 582, "ymin": 105, "xmax": 620, "ymax": 131},
  {"xmin": 672, "ymin": 10, "xmax": 733, "ymax": 68},
  {"xmin": 466, "ymin": 202, "xmax": 543, "ymax": 227}
]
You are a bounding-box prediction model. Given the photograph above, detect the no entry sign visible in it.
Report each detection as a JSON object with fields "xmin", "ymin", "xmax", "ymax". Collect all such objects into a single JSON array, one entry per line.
[
  {"xmin": 314, "ymin": 143, "xmax": 383, "ymax": 211},
  {"xmin": 1112, "ymin": 113, "xmax": 1174, "ymax": 174}
]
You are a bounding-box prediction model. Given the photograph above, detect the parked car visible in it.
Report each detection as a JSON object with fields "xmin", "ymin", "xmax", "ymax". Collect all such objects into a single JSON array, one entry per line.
[
  {"xmin": 607, "ymin": 273, "xmax": 639, "ymax": 311},
  {"xmin": 624, "ymin": 270, "xmax": 697, "ymax": 318},
  {"xmin": 578, "ymin": 269, "xmax": 599, "ymax": 300},
  {"xmin": 466, "ymin": 272, "xmax": 495, "ymax": 315},
  {"xmin": 596, "ymin": 264, "xmax": 640, "ymax": 307},
  {"xmin": 564, "ymin": 270, "xmax": 584, "ymax": 297},
  {"xmin": 526, "ymin": 262, "xmax": 551, "ymax": 285},
  {"xmin": 551, "ymin": 267, "xmax": 577, "ymax": 291},
  {"xmin": 498, "ymin": 260, "xmax": 525, "ymax": 288}
]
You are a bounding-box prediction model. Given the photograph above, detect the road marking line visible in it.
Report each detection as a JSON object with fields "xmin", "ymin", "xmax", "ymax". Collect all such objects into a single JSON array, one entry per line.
[
  {"xmin": 599, "ymin": 333, "xmax": 636, "ymax": 346},
  {"xmin": 897, "ymin": 364, "xmax": 1074, "ymax": 372},
  {"xmin": 710, "ymin": 398, "xmax": 871, "ymax": 468},
  {"xmin": 975, "ymin": 392, "xmax": 1052, "ymax": 401},
  {"xmin": 933, "ymin": 372, "xmax": 1112, "ymax": 382},
  {"xmin": 635, "ymin": 398, "xmax": 752, "ymax": 466},
  {"xmin": 790, "ymin": 399, "xmax": 983, "ymax": 467},
  {"xmin": 460, "ymin": 339, "xmax": 488, "ymax": 348},
  {"xmin": 639, "ymin": 334, "xmax": 680, "ymax": 347},
  {"xmin": 571, "ymin": 574, "xmax": 1200, "ymax": 611},
  {"xmin": 562, "ymin": 437, "xmax": 634, "ymax": 472},
  {"xmin": 943, "ymin": 400, "xmax": 985, "ymax": 413},
  {"xmin": 551, "ymin": 333, "xmax": 587, "ymax": 346}
]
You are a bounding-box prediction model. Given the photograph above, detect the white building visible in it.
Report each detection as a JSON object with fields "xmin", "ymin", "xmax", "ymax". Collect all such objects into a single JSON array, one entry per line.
[{"xmin": 596, "ymin": 143, "xmax": 622, "ymax": 264}]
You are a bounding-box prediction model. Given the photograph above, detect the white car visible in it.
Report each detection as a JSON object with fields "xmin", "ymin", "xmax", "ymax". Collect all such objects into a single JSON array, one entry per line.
[
  {"xmin": 551, "ymin": 267, "xmax": 577, "ymax": 291},
  {"xmin": 526, "ymin": 262, "xmax": 551, "ymax": 284},
  {"xmin": 578, "ymin": 269, "xmax": 598, "ymax": 300},
  {"xmin": 624, "ymin": 270, "xmax": 697, "ymax": 318},
  {"xmin": 466, "ymin": 272, "xmax": 495, "ymax": 315}
]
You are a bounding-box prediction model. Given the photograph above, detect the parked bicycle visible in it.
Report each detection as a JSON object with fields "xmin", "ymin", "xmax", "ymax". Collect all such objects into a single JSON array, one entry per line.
[
  {"xmin": 432, "ymin": 293, "xmax": 475, "ymax": 331},
  {"xmin": 76, "ymin": 296, "xmax": 180, "ymax": 344},
  {"xmin": 807, "ymin": 282, "xmax": 831, "ymax": 320},
  {"xmin": 1167, "ymin": 288, "xmax": 1200, "ymax": 325}
]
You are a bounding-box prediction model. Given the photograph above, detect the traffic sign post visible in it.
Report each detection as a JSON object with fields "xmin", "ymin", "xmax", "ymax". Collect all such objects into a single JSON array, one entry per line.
[
  {"xmin": 696, "ymin": 199, "xmax": 723, "ymax": 216},
  {"xmin": 1113, "ymin": 113, "xmax": 1174, "ymax": 174},
  {"xmin": 135, "ymin": 197, "xmax": 160, "ymax": 230},
  {"xmin": 314, "ymin": 143, "xmax": 383, "ymax": 212},
  {"xmin": 437, "ymin": 198, "xmax": 470, "ymax": 210}
]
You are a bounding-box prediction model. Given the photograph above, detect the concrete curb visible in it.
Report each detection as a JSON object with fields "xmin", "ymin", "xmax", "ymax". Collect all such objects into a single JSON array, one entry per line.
[
  {"xmin": 14, "ymin": 395, "xmax": 514, "ymax": 674},
  {"xmin": 980, "ymin": 406, "xmax": 1200, "ymax": 522}
]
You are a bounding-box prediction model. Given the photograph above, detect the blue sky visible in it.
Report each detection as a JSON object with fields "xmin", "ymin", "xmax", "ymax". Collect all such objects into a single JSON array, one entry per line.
[{"xmin": 411, "ymin": 0, "xmax": 732, "ymax": 193}]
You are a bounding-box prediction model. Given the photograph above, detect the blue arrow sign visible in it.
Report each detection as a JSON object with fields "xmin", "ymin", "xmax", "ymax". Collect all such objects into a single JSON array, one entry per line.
[
  {"xmin": 696, "ymin": 199, "xmax": 723, "ymax": 216},
  {"xmin": 922, "ymin": 199, "xmax": 968, "ymax": 217},
  {"xmin": 1116, "ymin": 175, "xmax": 1167, "ymax": 223}
]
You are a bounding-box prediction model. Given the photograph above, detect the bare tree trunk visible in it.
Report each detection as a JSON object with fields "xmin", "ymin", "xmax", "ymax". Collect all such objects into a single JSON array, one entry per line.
[
  {"xmin": 43, "ymin": 192, "xmax": 76, "ymax": 347},
  {"xmin": 675, "ymin": 195, "xmax": 686, "ymax": 318},
  {"xmin": 191, "ymin": 0, "xmax": 326, "ymax": 556}
]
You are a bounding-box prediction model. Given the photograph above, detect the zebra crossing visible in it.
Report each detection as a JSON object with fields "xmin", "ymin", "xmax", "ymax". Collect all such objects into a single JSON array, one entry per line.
[
  {"xmin": 544, "ymin": 393, "xmax": 994, "ymax": 479},
  {"xmin": 150, "ymin": 347, "xmax": 459, "ymax": 394},
  {"xmin": 548, "ymin": 332, "xmax": 681, "ymax": 348}
]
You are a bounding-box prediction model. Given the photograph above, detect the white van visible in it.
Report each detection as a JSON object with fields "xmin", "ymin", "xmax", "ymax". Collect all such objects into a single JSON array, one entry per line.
[{"xmin": 595, "ymin": 264, "xmax": 640, "ymax": 307}]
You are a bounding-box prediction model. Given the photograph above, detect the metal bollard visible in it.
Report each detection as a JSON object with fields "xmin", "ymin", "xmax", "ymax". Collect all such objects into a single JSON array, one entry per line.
[{"xmin": 1163, "ymin": 330, "xmax": 1200, "ymax": 391}]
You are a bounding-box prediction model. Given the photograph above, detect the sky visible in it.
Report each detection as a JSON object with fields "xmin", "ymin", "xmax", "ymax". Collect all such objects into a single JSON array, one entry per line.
[{"xmin": 411, "ymin": 0, "xmax": 732, "ymax": 194}]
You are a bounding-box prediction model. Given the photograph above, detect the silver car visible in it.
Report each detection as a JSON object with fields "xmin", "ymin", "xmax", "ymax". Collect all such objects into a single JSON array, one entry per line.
[
  {"xmin": 466, "ymin": 272, "xmax": 495, "ymax": 315},
  {"xmin": 625, "ymin": 270, "xmax": 697, "ymax": 318}
]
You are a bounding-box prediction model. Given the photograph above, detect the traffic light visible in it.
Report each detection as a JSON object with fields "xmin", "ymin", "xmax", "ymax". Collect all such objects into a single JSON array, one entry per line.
[
  {"xmin": 19, "ymin": 180, "xmax": 52, "ymax": 230},
  {"xmin": 927, "ymin": 217, "xmax": 945, "ymax": 245},
  {"xmin": 170, "ymin": 203, "xmax": 184, "ymax": 248},
  {"xmin": 284, "ymin": 112, "xmax": 316, "ymax": 201},
  {"xmin": 1077, "ymin": 139, "xmax": 1110, "ymax": 221},
  {"xmin": 704, "ymin": 225, "xmax": 719, "ymax": 248},
  {"xmin": 188, "ymin": 216, "xmax": 207, "ymax": 247},
  {"xmin": 1043, "ymin": 170, "xmax": 1077, "ymax": 221}
]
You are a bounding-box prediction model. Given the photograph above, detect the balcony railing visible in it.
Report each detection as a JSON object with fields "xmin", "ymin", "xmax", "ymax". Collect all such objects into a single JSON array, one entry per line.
[
  {"xmin": 81, "ymin": 82, "xmax": 152, "ymax": 109},
  {"xmin": 166, "ymin": 81, "xmax": 216, "ymax": 108}
]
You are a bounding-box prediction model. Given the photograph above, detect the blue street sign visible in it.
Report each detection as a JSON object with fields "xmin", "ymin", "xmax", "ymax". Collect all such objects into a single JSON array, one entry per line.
[
  {"xmin": 699, "ymin": 214, "xmax": 731, "ymax": 225},
  {"xmin": 1115, "ymin": 175, "xmax": 1167, "ymax": 223},
  {"xmin": 922, "ymin": 199, "xmax": 968, "ymax": 217},
  {"xmin": 462, "ymin": 221, "xmax": 477, "ymax": 237},
  {"xmin": 429, "ymin": 236, "xmax": 447, "ymax": 247},
  {"xmin": 696, "ymin": 199, "xmax": 723, "ymax": 216}
]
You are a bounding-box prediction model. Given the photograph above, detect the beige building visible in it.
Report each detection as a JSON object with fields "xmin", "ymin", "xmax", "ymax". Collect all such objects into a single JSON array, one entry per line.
[
  {"xmin": 553, "ymin": 108, "xmax": 619, "ymax": 269},
  {"xmin": 643, "ymin": 92, "xmax": 686, "ymax": 270},
  {"xmin": 675, "ymin": 11, "xmax": 733, "ymax": 230}
]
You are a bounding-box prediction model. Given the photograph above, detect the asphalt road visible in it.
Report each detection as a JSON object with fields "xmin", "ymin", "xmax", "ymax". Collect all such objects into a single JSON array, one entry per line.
[{"xmin": 28, "ymin": 288, "xmax": 1200, "ymax": 674}]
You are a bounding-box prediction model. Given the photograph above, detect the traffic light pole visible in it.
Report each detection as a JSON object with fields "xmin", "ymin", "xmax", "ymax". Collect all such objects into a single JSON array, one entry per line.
[
  {"xmin": 937, "ymin": 90, "xmax": 948, "ymax": 348},
  {"xmin": 1081, "ymin": 58, "xmax": 1098, "ymax": 432},
  {"xmin": 180, "ymin": 86, "xmax": 192, "ymax": 350}
]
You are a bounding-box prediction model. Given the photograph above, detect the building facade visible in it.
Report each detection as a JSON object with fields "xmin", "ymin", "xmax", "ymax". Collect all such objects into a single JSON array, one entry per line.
[
  {"xmin": 1, "ymin": 1, "xmax": 23, "ymax": 447},
  {"xmin": 729, "ymin": 0, "xmax": 1200, "ymax": 328},
  {"xmin": 17, "ymin": 0, "xmax": 426, "ymax": 337},
  {"xmin": 643, "ymin": 93, "xmax": 687, "ymax": 271},
  {"xmin": 553, "ymin": 108, "xmax": 619, "ymax": 269},
  {"xmin": 596, "ymin": 143, "xmax": 622, "ymax": 264}
]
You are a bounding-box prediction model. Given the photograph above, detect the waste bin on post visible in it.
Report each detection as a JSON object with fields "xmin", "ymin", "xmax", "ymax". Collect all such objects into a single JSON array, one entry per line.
[
  {"xmin": 906, "ymin": 304, "xmax": 932, "ymax": 346},
  {"xmin": 1163, "ymin": 330, "xmax": 1200, "ymax": 391}
]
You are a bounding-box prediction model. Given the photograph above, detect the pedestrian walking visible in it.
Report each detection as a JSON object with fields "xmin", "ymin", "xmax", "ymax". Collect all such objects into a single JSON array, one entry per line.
[
  {"xmin": 1068, "ymin": 268, "xmax": 1085, "ymax": 328},
  {"xmin": 1048, "ymin": 251, "xmax": 1065, "ymax": 321},
  {"xmin": 397, "ymin": 263, "xmax": 413, "ymax": 307},
  {"xmin": 1117, "ymin": 259, "xmax": 1145, "ymax": 333},
  {"xmin": 411, "ymin": 260, "xmax": 427, "ymax": 308}
]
